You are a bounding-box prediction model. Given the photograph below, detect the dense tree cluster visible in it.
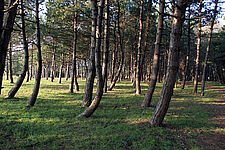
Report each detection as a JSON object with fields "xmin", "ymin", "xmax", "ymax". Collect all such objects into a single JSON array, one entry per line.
[{"xmin": 0, "ymin": 0, "xmax": 224, "ymax": 126}]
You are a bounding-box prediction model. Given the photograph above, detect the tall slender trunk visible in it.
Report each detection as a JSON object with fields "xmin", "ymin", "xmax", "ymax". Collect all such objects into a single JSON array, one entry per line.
[
  {"xmin": 201, "ymin": 0, "xmax": 218, "ymax": 96},
  {"xmin": 181, "ymin": 6, "xmax": 191, "ymax": 89},
  {"xmin": 141, "ymin": 0, "xmax": 165, "ymax": 107},
  {"xmin": 5, "ymin": 0, "xmax": 29, "ymax": 99},
  {"xmin": 9, "ymin": 42, "xmax": 13, "ymax": 83},
  {"xmin": 82, "ymin": 0, "xmax": 97, "ymax": 107},
  {"xmin": 135, "ymin": 0, "xmax": 144, "ymax": 95},
  {"xmin": 79, "ymin": 0, "xmax": 105, "ymax": 117},
  {"xmin": 110, "ymin": 21, "xmax": 117, "ymax": 84},
  {"xmin": 65, "ymin": 62, "xmax": 69, "ymax": 81},
  {"xmin": 0, "ymin": 0, "xmax": 18, "ymax": 94},
  {"xmin": 150, "ymin": 0, "xmax": 188, "ymax": 126},
  {"xmin": 108, "ymin": 0, "xmax": 124, "ymax": 91},
  {"xmin": 193, "ymin": 0, "xmax": 203, "ymax": 94},
  {"xmin": 26, "ymin": 0, "xmax": 42, "ymax": 107},
  {"xmin": 102, "ymin": 0, "xmax": 110, "ymax": 93},
  {"xmin": 50, "ymin": 48, "xmax": 55, "ymax": 82},
  {"xmin": 59, "ymin": 53, "xmax": 64, "ymax": 84},
  {"xmin": 5, "ymin": 55, "xmax": 9, "ymax": 80},
  {"xmin": 45, "ymin": 64, "xmax": 48, "ymax": 80},
  {"xmin": 70, "ymin": 0, "xmax": 79, "ymax": 92},
  {"xmin": 29, "ymin": 45, "xmax": 33, "ymax": 80}
]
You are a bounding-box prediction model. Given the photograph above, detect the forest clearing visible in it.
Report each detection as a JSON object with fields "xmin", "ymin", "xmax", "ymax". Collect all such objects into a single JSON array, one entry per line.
[{"xmin": 0, "ymin": 79, "xmax": 224, "ymax": 149}]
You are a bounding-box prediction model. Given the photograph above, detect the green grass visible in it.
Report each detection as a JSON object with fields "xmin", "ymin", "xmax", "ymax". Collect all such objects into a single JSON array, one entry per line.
[{"xmin": 0, "ymin": 77, "xmax": 223, "ymax": 149}]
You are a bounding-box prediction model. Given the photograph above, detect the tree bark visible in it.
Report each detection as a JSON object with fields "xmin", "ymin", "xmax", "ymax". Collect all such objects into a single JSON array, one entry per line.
[
  {"xmin": 65, "ymin": 62, "xmax": 69, "ymax": 81},
  {"xmin": 29, "ymin": 45, "xmax": 33, "ymax": 80},
  {"xmin": 141, "ymin": 0, "xmax": 165, "ymax": 107},
  {"xmin": 58, "ymin": 53, "xmax": 64, "ymax": 84},
  {"xmin": 82, "ymin": 0, "xmax": 97, "ymax": 107},
  {"xmin": 193, "ymin": 0, "xmax": 203, "ymax": 94},
  {"xmin": 5, "ymin": 0, "xmax": 29, "ymax": 99},
  {"xmin": 201, "ymin": 0, "xmax": 218, "ymax": 96},
  {"xmin": 135, "ymin": 0, "xmax": 144, "ymax": 95},
  {"xmin": 79, "ymin": 0, "xmax": 105, "ymax": 117},
  {"xmin": 26, "ymin": 0, "xmax": 42, "ymax": 107},
  {"xmin": 50, "ymin": 48, "xmax": 56, "ymax": 82},
  {"xmin": 0, "ymin": 0, "xmax": 18, "ymax": 94},
  {"xmin": 149, "ymin": 0, "xmax": 188, "ymax": 126},
  {"xmin": 5, "ymin": 55, "xmax": 9, "ymax": 80},
  {"xmin": 102, "ymin": 0, "xmax": 110, "ymax": 93}
]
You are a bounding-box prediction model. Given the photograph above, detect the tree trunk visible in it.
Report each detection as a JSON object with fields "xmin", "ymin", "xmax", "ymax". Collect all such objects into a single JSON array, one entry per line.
[
  {"xmin": 29, "ymin": 45, "xmax": 33, "ymax": 80},
  {"xmin": 141, "ymin": 0, "xmax": 165, "ymax": 107},
  {"xmin": 65, "ymin": 62, "xmax": 69, "ymax": 81},
  {"xmin": 9, "ymin": 42, "xmax": 13, "ymax": 83},
  {"xmin": 26, "ymin": 0, "xmax": 42, "ymax": 107},
  {"xmin": 181, "ymin": 6, "xmax": 191, "ymax": 89},
  {"xmin": 102, "ymin": 0, "xmax": 110, "ymax": 93},
  {"xmin": 149, "ymin": 0, "xmax": 188, "ymax": 126},
  {"xmin": 110, "ymin": 21, "xmax": 117, "ymax": 84},
  {"xmin": 82, "ymin": 0, "xmax": 97, "ymax": 107},
  {"xmin": 59, "ymin": 53, "xmax": 64, "ymax": 84},
  {"xmin": 135, "ymin": 0, "xmax": 144, "ymax": 95},
  {"xmin": 5, "ymin": 55, "xmax": 9, "ymax": 80},
  {"xmin": 79, "ymin": 0, "xmax": 105, "ymax": 117},
  {"xmin": 50, "ymin": 48, "xmax": 56, "ymax": 82},
  {"xmin": 108, "ymin": 0, "xmax": 124, "ymax": 91},
  {"xmin": 201, "ymin": 0, "xmax": 218, "ymax": 96},
  {"xmin": 45, "ymin": 64, "xmax": 48, "ymax": 80},
  {"xmin": 0, "ymin": 0, "xmax": 18, "ymax": 94},
  {"xmin": 5, "ymin": 0, "xmax": 29, "ymax": 99},
  {"xmin": 193, "ymin": 0, "xmax": 203, "ymax": 94}
]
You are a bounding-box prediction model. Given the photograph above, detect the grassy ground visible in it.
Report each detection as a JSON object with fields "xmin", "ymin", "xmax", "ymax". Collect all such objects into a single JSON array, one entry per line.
[{"xmin": 0, "ymin": 77, "xmax": 224, "ymax": 149}]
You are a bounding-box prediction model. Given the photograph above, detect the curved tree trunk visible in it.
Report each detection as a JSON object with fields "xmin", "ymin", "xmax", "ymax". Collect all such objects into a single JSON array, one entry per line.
[
  {"xmin": 79, "ymin": 0, "xmax": 105, "ymax": 117},
  {"xmin": 193, "ymin": 0, "xmax": 203, "ymax": 94},
  {"xmin": 141, "ymin": 0, "xmax": 165, "ymax": 107},
  {"xmin": 5, "ymin": 0, "xmax": 29, "ymax": 99},
  {"xmin": 201, "ymin": 0, "xmax": 218, "ymax": 96},
  {"xmin": 0, "ymin": 0, "xmax": 18, "ymax": 94},
  {"xmin": 102, "ymin": 0, "xmax": 110, "ymax": 93},
  {"xmin": 135, "ymin": 0, "xmax": 144, "ymax": 95},
  {"xmin": 149, "ymin": 0, "xmax": 188, "ymax": 126},
  {"xmin": 26, "ymin": 0, "xmax": 42, "ymax": 107},
  {"xmin": 82, "ymin": 0, "xmax": 97, "ymax": 107},
  {"xmin": 108, "ymin": 0, "xmax": 124, "ymax": 91}
]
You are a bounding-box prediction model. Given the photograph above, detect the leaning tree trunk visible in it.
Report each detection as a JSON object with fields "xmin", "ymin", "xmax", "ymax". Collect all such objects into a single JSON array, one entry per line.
[
  {"xmin": 181, "ymin": 6, "xmax": 191, "ymax": 89},
  {"xmin": 26, "ymin": 0, "xmax": 42, "ymax": 107},
  {"xmin": 108, "ymin": 0, "xmax": 124, "ymax": 91},
  {"xmin": 82, "ymin": 0, "xmax": 97, "ymax": 107},
  {"xmin": 5, "ymin": 0, "xmax": 29, "ymax": 99},
  {"xmin": 201, "ymin": 0, "xmax": 218, "ymax": 96},
  {"xmin": 135, "ymin": 0, "xmax": 144, "ymax": 95},
  {"xmin": 141, "ymin": 0, "xmax": 165, "ymax": 107},
  {"xmin": 79, "ymin": 0, "xmax": 105, "ymax": 117},
  {"xmin": 70, "ymin": 0, "xmax": 79, "ymax": 93},
  {"xmin": 193, "ymin": 0, "xmax": 203, "ymax": 94},
  {"xmin": 149, "ymin": 0, "xmax": 188, "ymax": 126},
  {"xmin": 102, "ymin": 0, "xmax": 110, "ymax": 93},
  {"xmin": 0, "ymin": 0, "xmax": 18, "ymax": 94}
]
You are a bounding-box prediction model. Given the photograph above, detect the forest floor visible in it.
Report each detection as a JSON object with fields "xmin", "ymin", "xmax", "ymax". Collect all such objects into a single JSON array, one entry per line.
[{"xmin": 0, "ymin": 78, "xmax": 224, "ymax": 150}]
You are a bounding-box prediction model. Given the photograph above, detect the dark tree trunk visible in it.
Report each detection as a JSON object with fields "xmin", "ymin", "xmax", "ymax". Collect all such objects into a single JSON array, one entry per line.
[
  {"xmin": 201, "ymin": 0, "xmax": 218, "ymax": 96},
  {"xmin": 82, "ymin": 0, "xmax": 97, "ymax": 107},
  {"xmin": 193, "ymin": 0, "xmax": 203, "ymax": 94},
  {"xmin": 0, "ymin": 0, "xmax": 18, "ymax": 94},
  {"xmin": 110, "ymin": 21, "xmax": 117, "ymax": 84},
  {"xmin": 79, "ymin": 0, "xmax": 105, "ymax": 117},
  {"xmin": 0, "ymin": 0, "xmax": 4, "ymax": 36},
  {"xmin": 65, "ymin": 62, "xmax": 69, "ymax": 81},
  {"xmin": 149, "ymin": 0, "xmax": 188, "ymax": 126},
  {"xmin": 135, "ymin": 0, "xmax": 144, "ymax": 95},
  {"xmin": 108, "ymin": 0, "xmax": 124, "ymax": 91},
  {"xmin": 59, "ymin": 53, "xmax": 64, "ymax": 84},
  {"xmin": 26, "ymin": 0, "xmax": 42, "ymax": 107},
  {"xmin": 102, "ymin": 0, "xmax": 110, "ymax": 93},
  {"xmin": 5, "ymin": 0, "xmax": 29, "ymax": 99},
  {"xmin": 141, "ymin": 0, "xmax": 165, "ymax": 107},
  {"xmin": 29, "ymin": 45, "xmax": 33, "ymax": 80},
  {"xmin": 45, "ymin": 64, "xmax": 48, "ymax": 80},
  {"xmin": 181, "ymin": 6, "xmax": 191, "ymax": 89},
  {"xmin": 9, "ymin": 42, "xmax": 13, "ymax": 83}
]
